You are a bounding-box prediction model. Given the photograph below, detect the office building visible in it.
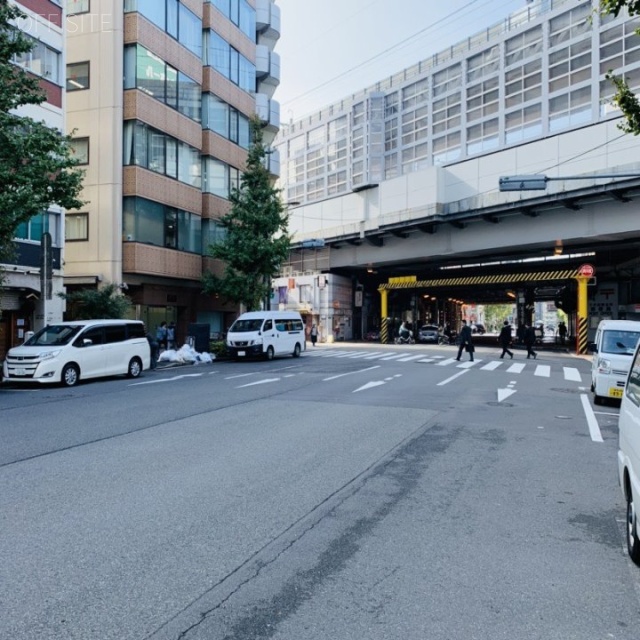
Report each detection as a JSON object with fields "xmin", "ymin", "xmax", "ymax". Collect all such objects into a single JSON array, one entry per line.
[{"xmin": 64, "ymin": 0, "xmax": 281, "ymax": 338}]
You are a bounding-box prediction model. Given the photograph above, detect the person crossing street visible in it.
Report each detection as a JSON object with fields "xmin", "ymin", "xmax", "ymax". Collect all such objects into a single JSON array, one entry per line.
[{"xmin": 499, "ymin": 320, "xmax": 514, "ymax": 359}]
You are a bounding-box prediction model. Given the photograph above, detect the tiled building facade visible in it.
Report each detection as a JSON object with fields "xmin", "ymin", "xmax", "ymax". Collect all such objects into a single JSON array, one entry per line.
[{"xmin": 64, "ymin": 0, "xmax": 281, "ymax": 339}]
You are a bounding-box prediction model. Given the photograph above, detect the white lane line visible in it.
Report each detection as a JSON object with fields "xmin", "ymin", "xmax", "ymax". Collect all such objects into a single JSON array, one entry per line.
[
  {"xmin": 130, "ymin": 373, "xmax": 204, "ymax": 386},
  {"xmin": 594, "ymin": 411, "xmax": 619, "ymax": 416},
  {"xmin": 343, "ymin": 352, "xmax": 379, "ymax": 359},
  {"xmin": 335, "ymin": 351, "xmax": 367, "ymax": 358},
  {"xmin": 481, "ymin": 361, "xmax": 503, "ymax": 371},
  {"xmin": 534, "ymin": 365, "xmax": 551, "ymax": 377},
  {"xmin": 437, "ymin": 358, "xmax": 459, "ymax": 366},
  {"xmin": 397, "ymin": 354, "xmax": 427, "ymax": 362},
  {"xmin": 457, "ymin": 360, "xmax": 481, "ymax": 369},
  {"xmin": 237, "ymin": 378, "xmax": 280, "ymax": 388},
  {"xmin": 437, "ymin": 369, "xmax": 470, "ymax": 386},
  {"xmin": 417, "ymin": 358, "xmax": 436, "ymax": 363},
  {"xmin": 506, "ymin": 363, "xmax": 525, "ymax": 373},
  {"xmin": 380, "ymin": 353, "xmax": 408, "ymax": 361},
  {"xmin": 363, "ymin": 352, "xmax": 395, "ymax": 360},
  {"xmin": 225, "ymin": 372, "xmax": 256, "ymax": 379},
  {"xmin": 323, "ymin": 365, "xmax": 381, "ymax": 381},
  {"xmin": 563, "ymin": 367, "xmax": 582, "ymax": 382},
  {"xmin": 580, "ymin": 393, "xmax": 604, "ymax": 443}
]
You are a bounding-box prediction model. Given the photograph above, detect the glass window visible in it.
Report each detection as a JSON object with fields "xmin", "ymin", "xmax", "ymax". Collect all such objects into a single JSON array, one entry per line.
[
  {"xmin": 208, "ymin": 31, "xmax": 230, "ymax": 77},
  {"xmin": 70, "ymin": 137, "xmax": 89, "ymax": 165},
  {"xmin": 65, "ymin": 213, "xmax": 89, "ymax": 241},
  {"xmin": 66, "ymin": 61, "xmax": 89, "ymax": 91},
  {"xmin": 178, "ymin": 4, "xmax": 203, "ymax": 58},
  {"xmin": 136, "ymin": 47, "xmax": 166, "ymax": 101},
  {"xmin": 178, "ymin": 72, "xmax": 201, "ymax": 122},
  {"xmin": 105, "ymin": 325, "xmax": 127, "ymax": 344},
  {"xmin": 67, "ymin": 0, "xmax": 89, "ymax": 14},
  {"xmin": 129, "ymin": 0, "xmax": 166, "ymax": 30}
]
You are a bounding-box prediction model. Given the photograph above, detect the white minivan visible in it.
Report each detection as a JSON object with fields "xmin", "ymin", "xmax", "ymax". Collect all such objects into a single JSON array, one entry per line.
[
  {"xmin": 2, "ymin": 319, "xmax": 150, "ymax": 387},
  {"xmin": 226, "ymin": 311, "xmax": 306, "ymax": 360},
  {"xmin": 590, "ymin": 319, "xmax": 640, "ymax": 405},
  {"xmin": 617, "ymin": 340, "xmax": 640, "ymax": 564}
]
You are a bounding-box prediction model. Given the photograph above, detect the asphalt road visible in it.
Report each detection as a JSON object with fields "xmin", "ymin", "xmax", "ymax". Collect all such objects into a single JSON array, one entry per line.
[{"xmin": 1, "ymin": 342, "xmax": 637, "ymax": 640}]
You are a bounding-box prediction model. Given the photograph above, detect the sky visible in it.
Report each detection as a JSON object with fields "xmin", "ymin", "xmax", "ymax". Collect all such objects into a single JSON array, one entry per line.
[{"xmin": 274, "ymin": 0, "xmax": 529, "ymax": 122}]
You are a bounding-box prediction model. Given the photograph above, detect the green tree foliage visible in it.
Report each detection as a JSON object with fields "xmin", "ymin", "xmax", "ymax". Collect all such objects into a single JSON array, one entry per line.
[
  {"xmin": 58, "ymin": 283, "xmax": 132, "ymax": 320},
  {"xmin": 601, "ymin": 1, "xmax": 640, "ymax": 134},
  {"xmin": 0, "ymin": 1, "xmax": 84, "ymax": 260},
  {"xmin": 203, "ymin": 118, "xmax": 291, "ymax": 311},
  {"xmin": 483, "ymin": 304, "xmax": 515, "ymax": 330}
]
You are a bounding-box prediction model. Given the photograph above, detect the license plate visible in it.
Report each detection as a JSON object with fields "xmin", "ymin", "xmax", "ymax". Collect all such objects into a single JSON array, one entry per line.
[
  {"xmin": 14, "ymin": 368, "xmax": 27, "ymax": 376},
  {"xmin": 238, "ymin": 351, "xmax": 246, "ymax": 357},
  {"xmin": 609, "ymin": 387, "xmax": 623, "ymax": 398}
]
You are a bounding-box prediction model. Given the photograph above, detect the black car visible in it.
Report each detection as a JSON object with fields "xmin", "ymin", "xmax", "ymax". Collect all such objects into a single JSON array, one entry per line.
[
  {"xmin": 471, "ymin": 323, "xmax": 486, "ymax": 334},
  {"xmin": 418, "ymin": 325, "xmax": 440, "ymax": 343}
]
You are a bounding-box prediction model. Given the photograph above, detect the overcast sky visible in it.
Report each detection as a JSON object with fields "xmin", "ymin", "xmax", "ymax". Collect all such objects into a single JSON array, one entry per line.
[{"xmin": 274, "ymin": 0, "xmax": 530, "ymax": 121}]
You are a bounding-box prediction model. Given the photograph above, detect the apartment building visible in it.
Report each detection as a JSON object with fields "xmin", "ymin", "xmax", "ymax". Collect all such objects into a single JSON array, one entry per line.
[
  {"xmin": 0, "ymin": 0, "xmax": 66, "ymax": 361},
  {"xmin": 64, "ymin": 0, "xmax": 281, "ymax": 339}
]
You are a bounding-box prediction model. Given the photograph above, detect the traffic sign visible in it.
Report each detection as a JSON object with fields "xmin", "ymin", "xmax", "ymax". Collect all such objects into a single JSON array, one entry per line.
[{"xmin": 578, "ymin": 264, "xmax": 595, "ymax": 277}]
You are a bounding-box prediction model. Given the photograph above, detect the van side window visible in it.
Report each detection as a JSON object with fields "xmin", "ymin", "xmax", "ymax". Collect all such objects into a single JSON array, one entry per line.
[
  {"xmin": 627, "ymin": 350, "xmax": 640, "ymax": 407},
  {"xmin": 276, "ymin": 322, "xmax": 285, "ymax": 331},
  {"xmin": 292, "ymin": 320, "xmax": 303, "ymax": 332},
  {"xmin": 127, "ymin": 323, "xmax": 145, "ymax": 339},
  {"xmin": 75, "ymin": 326, "xmax": 104, "ymax": 347},
  {"xmin": 105, "ymin": 325, "xmax": 127, "ymax": 344},
  {"xmin": 263, "ymin": 319, "xmax": 273, "ymax": 331}
]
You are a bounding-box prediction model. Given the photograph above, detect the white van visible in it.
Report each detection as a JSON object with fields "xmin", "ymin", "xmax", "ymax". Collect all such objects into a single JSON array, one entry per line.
[
  {"xmin": 226, "ymin": 311, "xmax": 306, "ymax": 360},
  {"xmin": 617, "ymin": 341, "xmax": 640, "ymax": 564},
  {"xmin": 590, "ymin": 320, "xmax": 640, "ymax": 404},
  {"xmin": 2, "ymin": 319, "xmax": 150, "ymax": 387}
]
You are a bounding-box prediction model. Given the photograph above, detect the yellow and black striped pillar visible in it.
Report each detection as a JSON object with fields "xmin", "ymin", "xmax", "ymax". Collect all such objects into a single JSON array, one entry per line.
[
  {"xmin": 379, "ymin": 288, "xmax": 389, "ymax": 344},
  {"xmin": 576, "ymin": 276, "xmax": 589, "ymax": 354}
]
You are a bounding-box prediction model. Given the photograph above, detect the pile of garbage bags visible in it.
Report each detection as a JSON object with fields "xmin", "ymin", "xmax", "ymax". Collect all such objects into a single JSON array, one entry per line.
[{"xmin": 158, "ymin": 343, "xmax": 214, "ymax": 364}]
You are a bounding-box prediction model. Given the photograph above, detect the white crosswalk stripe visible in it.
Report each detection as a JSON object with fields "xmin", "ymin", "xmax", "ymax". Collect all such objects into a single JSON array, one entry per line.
[{"xmin": 303, "ymin": 348, "xmax": 586, "ymax": 381}]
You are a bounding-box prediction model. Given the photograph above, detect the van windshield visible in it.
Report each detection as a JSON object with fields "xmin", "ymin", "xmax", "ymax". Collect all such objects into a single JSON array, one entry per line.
[
  {"xmin": 24, "ymin": 325, "xmax": 83, "ymax": 346},
  {"xmin": 230, "ymin": 319, "xmax": 263, "ymax": 332},
  {"xmin": 602, "ymin": 330, "xmax": 640, "ymax": 355}
]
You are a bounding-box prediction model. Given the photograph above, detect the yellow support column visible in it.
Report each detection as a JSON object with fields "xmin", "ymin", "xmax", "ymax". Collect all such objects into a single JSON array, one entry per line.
[
  {"xmin": 379, "ymin": 288, "xmax": 389, "ymax": 344},
  {"xmin": 576, "ymin": 276, "xmax": 589, "ymax": 354}
]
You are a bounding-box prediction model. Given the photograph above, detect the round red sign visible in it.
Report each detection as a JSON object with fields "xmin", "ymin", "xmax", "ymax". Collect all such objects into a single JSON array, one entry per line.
[{"xmin": 578, "ymin": 263, "xmax": 595, "ymax": 277}]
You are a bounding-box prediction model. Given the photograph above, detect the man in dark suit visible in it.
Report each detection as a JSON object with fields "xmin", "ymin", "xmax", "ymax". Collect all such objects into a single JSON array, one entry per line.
[
  {"xmin": 524, "ymin": 323, "xmax": 537, "ymax": 359},
  {"xmin": 499, "ymin": 320, "xmax": 514, "ymax": 359},
  {"xmin": 456, "ymin": 320, "xmax": 474, "ymax": 362}
]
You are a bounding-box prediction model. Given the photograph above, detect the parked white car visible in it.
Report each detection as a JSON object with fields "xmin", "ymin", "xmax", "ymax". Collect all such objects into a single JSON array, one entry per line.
[
  {"xmin": 617, "ymin": 340, "xmax": 640, "ymax": 564},
  {"xmin": 2, "ymin": 319, "xmax": 150, "ymax": 387},
  {"xmin": 226, "ymin": 311, "xmax": 306, "ymax": 360},
  {"xmin": 590, "ymin": 319, "xmax": 640, "ymax": 405}
]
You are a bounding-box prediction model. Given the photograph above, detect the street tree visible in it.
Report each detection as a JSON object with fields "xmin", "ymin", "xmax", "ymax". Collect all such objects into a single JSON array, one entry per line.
[
  {"xmin": 58, "ymin": 283, "xmax": 132, "ymax": 320},
  {"xmin": 601, "ymin": 0, "xmax": 640, "ymax": 134},
  {"xmin": 202, "ymin": 118, "xmax": 290, "ymax": 311},
  {"xmin": 0, "ymin": 1, "xmax": 84, "ymax": 262}
]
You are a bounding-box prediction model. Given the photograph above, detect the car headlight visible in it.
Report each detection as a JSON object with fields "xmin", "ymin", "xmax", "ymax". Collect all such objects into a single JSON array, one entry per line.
[
  {"xmin": 597, "ymin": 358, "xmax": 611, "ymax": 374},
  {"xmin": 37, "ymin": 350, "xmax": 62, "ymax": 360},
  {"xmin": 252, "ymin": 337, "xmax": 263, "ymax": 346}
]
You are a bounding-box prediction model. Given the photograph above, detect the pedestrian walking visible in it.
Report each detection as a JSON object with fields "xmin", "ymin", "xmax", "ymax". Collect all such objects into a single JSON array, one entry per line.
[
  {"xmin": 524, "ymin": 323, "xmax": 537, "ymax": 359},
  {"xmin": 558, "ymin": 321, "xmax": 567, "ymax": 345},
  {"xmin": 499, "ymin": 320, "xmax": 514, "ymax": 359},
  {"xmin": 310, "ymin": 323, "xmax": 318, "ymax": 346},
  {"xmin": 167, "ymin": 322, "xmax": 176, "ymax": 349},
  {"xmin": 456, "ymin": 320, "xmax": 474, "ymax": 361},
  {"xmin": 146, "ymin": 331, "xmax": 158, "ymax": 369},
  {"xmin": 156, "ymin": 321, "xmax": 168, "ymax": 351}
]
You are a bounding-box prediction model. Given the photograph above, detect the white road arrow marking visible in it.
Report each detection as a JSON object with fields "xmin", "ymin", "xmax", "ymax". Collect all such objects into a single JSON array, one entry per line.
[
  {"xmin": 130, "ymin": 373, "xmax": 203, "ymax": 386},
  {"xmin": 323, "ymin": 365, "xmax": 380, "ymax": 381},
  {"xmin": 353, "ymin": 380, "xmax": 386, "ymax": 393},
  {"xmin": 498, "ymin": 388, "xmax": 517, "ymax": 402}
]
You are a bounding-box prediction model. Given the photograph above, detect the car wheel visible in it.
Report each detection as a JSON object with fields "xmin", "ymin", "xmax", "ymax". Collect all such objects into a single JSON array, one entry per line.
[
  {"xmin": 61, "ymin": 363, "xmax": 80, "ymax": 387},
  {"xmin": 127, "ymin": 357, "xmax": 142, "ymax": 378},
  {"xmin": 265, "ymin": 346, "xmax": 275, "ymax": 361},
  {"xmin": 627, "ymin": 489, "xmax": 640, "ymax": 565},
  {"xmin": 293, "ymin": 343, "xmax": 301, "ymax": 358}
]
